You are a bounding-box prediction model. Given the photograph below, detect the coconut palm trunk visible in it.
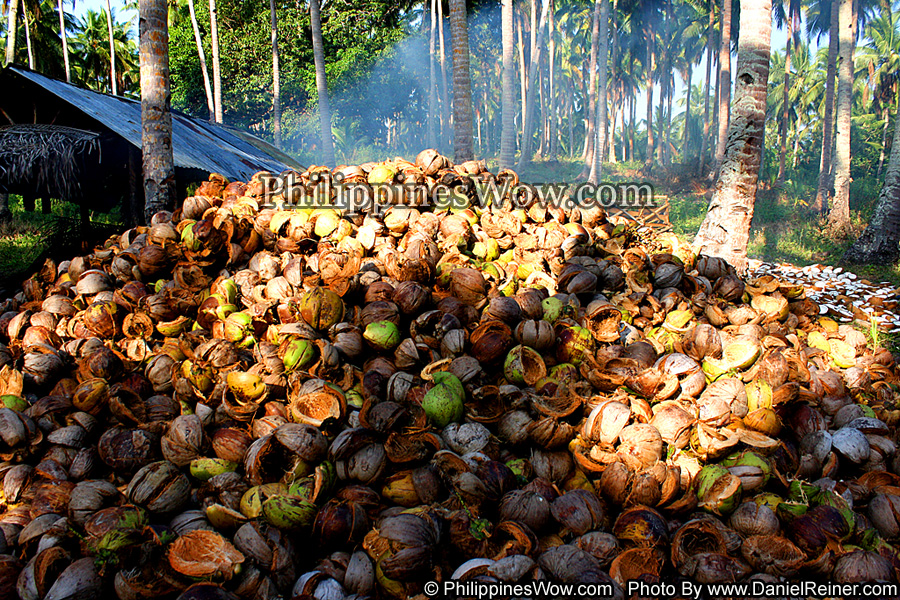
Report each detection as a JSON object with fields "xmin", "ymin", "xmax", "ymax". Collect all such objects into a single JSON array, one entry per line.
[
  {"xmin": 270, "ymin": 0, "xmax": 281, "ymax": 148},
  {"xmin": 105, "ymin": 0, "xmax": 117, "ymax": 94},
  {"xmin": 548, "ymin": 0, "xmax": 557, "ymax": 160},
  {"xmin": 714, "ymin": 0, "xmax": 731, "ymax": 171},
  {"xmin": 438, "ymin": 0, "xmax": 449, "ymax": 146},
  {"xmin": 23, "ymin": 2, "xmax": 33, "ymax": 69},
  {"xmin": 209, "ymin": 0, "xmax": 223, "ymax": 123},
  {"xmin": 814, "ymin": 0, "xmax": 839, "ymax": 214},
  {"xmin": 579, "ymin": 0, "xmax": 601, "ymax": 178},
  {"xmin": 139, "ymin": 0, "xmax": 176, "ymax": 223},
  {"xmin": 5, "ymin": 0, "xmax": 19, "ymax": 65},
  {"xmin": 776, "ymin": 17, "xmax": 792, "ymax": 185},
  {"xmin": 693, "ymin": 0, "xmax": 772, "ymax": 273},
  {"xmin": 877, "ymin": 101, "xmax": 892, "ymax": 179},
  {"xmin": 828, "ymin": 0, "xmax": 853, "ymax": 231},
  {"xmin": 188, "ymin": 0, "xmax": 214, "ymax": 119},
  {"xmin": 449, "ymin": 0, "xmax": 474, "ymax": 161},
  {"xmin": 843, "ymin": 98, "xmax": 900, "ymax": 263},
  {"xmin": 58, "ymin": 0, "xmax": 70, "ymax": 82},
  {"xmin": 698, "ymin": 0, "xmax": 714, "ymax": 175},
  {"xmin": 684, "ymin": 61, "xmax": 693, "ymax": 160},
  {"xmin": 589, "ymin": 0, "xmax": 609, "ymax": 183},
  {"xmin": 646, "ymin": 32, "xmax": 655, "ymax": 168},
  {"xmin": 428, "ymin": 0, "xmax": 437, "ymax": 149},
  {"xmin": 517, "ymin": 0, "xmax": 550, "ymax": 169},
  {"xmin": 309, "ymin": 0, "xmax": 335, "ymax": 167},
  {"xmin": 518, "ymin": 17, "xmax": 527, "ymax": 151}
]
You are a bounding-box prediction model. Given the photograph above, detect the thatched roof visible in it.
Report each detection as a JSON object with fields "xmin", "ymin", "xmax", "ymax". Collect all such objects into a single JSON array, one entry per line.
[
  {"xmin": 0, "ymin": 66, "xmax": 302, "ymax": 182},
  {"xmin": 0, "ymin": 124, "xmax": 102, "ymax": 201}
]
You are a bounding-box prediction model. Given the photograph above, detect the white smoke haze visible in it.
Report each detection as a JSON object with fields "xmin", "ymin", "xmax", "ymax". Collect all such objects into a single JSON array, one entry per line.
[{"xmin": 290, "ymin": 2, "xmax": 503, "ymax": 168}]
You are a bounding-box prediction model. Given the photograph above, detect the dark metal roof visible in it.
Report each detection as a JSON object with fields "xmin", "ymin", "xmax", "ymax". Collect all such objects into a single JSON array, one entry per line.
[{"xmin": 4, "ymin": 66, "xmax": 301, "ymax": 181}]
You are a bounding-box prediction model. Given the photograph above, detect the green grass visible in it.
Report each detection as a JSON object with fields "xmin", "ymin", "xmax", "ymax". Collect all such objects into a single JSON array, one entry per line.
[
  {"xmin": 0, "ymin": 196, "xmax": 123, "ymax": 289},
  {"xmin": 666, "ymin": 189, "xmax": 900, "ymax": 286}
]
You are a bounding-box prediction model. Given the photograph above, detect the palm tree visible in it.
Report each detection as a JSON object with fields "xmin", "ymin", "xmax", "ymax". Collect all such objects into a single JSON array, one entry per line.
[
  {"xmin": 811, "ymin": 0, "xmax": 837, "ymax": 213},
  {"xmin": 139, "ymin": 0, "xmax": 175, "ymax": 222},
  {"xmin": 104, "ymin": 0, "xmax": 116, "ymax": 94},
  {"xmin": 694, "ymin": 0, "xmax": 772, "ymax": 272},
  {"xmin": 714, "ymin": 0, "xmax": 732, "ymax": 171},
  {"xmin": 828, "ymin": 0, "xmax": 852, "ymax": 231},
  {"xmin": 438, "ymin": 0, "xmax": 448, "ymax": 147},
  {"xmin": 70, "ymin": 9, "xmax": 137, "ymax": 93},
  {"xmin": 500, "ymin": 0, "xmax": 515, "ymax": 168},
  {"xmin": 269, "ymin": 0, "xmax": 280, "ymax": 148},
  {"xmin": 309, "ymin": 0, "xmax": 335, "ymax": 167},
  {"xmin": 579, "ymin": 0, "xmax": 601, "ymax": 177},
  {"xmin": 209, "ymin": 0, "xmax": 222, "ymax": 122},
  {"xmin": 843, "ymin": 91, "xmax": 900, "ymax": 263},
  {"xmin": 589, "ymin": 0, "xmax": 610, "ymax": 183},
  {"xmin": 517, "ymin": 0, "xmax": 550, "ymax": 169},
  {"xmin": 23, "ymin": 0, "xmax": 33, "ymax": 67},
  {"xmin": 427, "ymin": 0, "xmax": 437, "ymax": 149},
  {"xmin": 187, "ymin": 0, "xmax": 213, "ymax": 118},
  {"xmin": 677, "ymin": 0, "xmax": 708, "ymax": 164},
  {"xmin": 5, "ymin": 0, "xmax": 20, "ymax": 64},
  {"xmin": 57, "ymin": 0, "xmax": 69, "ymax": 81},
  {"xmin": 449, "ymin": 0, "xmax": 474, "ymax": 161},
  {"xmin": 773, "ymin": 0, "xmax": 803, "ymax": 185},
  {"xmin": 698, "ymin": 0, "xmax": 716, "ymax": 175},
  {"xmin": 859, "ymin": 8, "xmax": 900, "ymax": 178},
  {"xmin": 548, "ymin": 0, "xmax": 558, "ymax": 160}
]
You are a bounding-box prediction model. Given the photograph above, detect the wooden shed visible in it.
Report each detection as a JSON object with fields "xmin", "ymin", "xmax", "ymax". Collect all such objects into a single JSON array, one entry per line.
[{"xmin": 0, "ymin": 65, "xmax": 301, "ymax": 222}]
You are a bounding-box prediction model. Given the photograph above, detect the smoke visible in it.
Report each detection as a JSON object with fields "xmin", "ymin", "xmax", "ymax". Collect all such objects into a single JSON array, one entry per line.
[{"xmin": 290, "ymin": 3, "xmax": 503, "ymax": 166}]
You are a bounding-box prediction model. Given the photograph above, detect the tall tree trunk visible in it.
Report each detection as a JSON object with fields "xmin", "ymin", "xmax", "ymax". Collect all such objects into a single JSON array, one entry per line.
[
  {"xmin": 188, "ymin": 0, "xmax": 214, "ymax": 119},
  {"xmin": 538, "ymin": 50, "xmax": 546, "ymax": 156},
  {"xmin": 843, "ymin": 96, "xmax": 900, "ymax": 263},
  {"xmin": 5, "ymin": 0, "xmax": 19, "ymax": 65},
  {"xmin": 776, "ymin": 18, "xmax": 792, "ymax": 185},
  {"xmin": 629, "ymin": 91, "xmax": 635, "ymax": 160},
  {"xmin": 645, "ymin": 31, "xmax": 655, "ymax": 168},
  {"xmin": 714, "ymin": 0, "xmax": 731, "ymax": 170},
  {"xmin": 449, "ymin": 0, "xmax": 474, "ymax": 161},
  {"xmin": 877, "ymin": 103, "xmax": 892, "ymax": 179},
  {"xmin": 23, "ymin": 3, "xmax": 33, "ymax": 69},
  {"xmin": 580, "ymin": 0, "xmax": 601, "ymax": 173},
  {"xmin": 609, "ymin": 96, "xmax": 618, "ymax": 162},
  {"xmin": 694, "ymin": 0, "xmax": 771, "ymax": 273},
  {"xmin": 428, "ymin": 0, "xmax": 437, "ymax": 148},
  {"xmin": 568, "ymin": 79, "xmax": 575, "ymax": 156},
  {"xmin": 517, "ymin": 0, "xmax": 549, "ymax": 169},
  {"xmin": 589, "ymin": 0, "xmax": 609, "ymax": 183},
  {"xmin": 548, "ymin": 0, "xmax": 557, "ymax": 160},
  {"xmin": 518, "ymin": 16, "xmax": 526, "ymax": 150},
  {"xmin": 105, "ymin": 0, "xmax": 117, "ymax": 94},
  {"xmin": 58, "ymin": 0, "xmax": 70, "ymax": 82},
  {"xmin": 660, "ymin": 69, "xmax": 675, "ymax": 166},
  {"xmin": 684, "ymin": 63, "xmax": 693, "ymax": 163},
  {"xmin": 139, "ymin": 0, "xmax": 176, "ymax": 223},
  {"xmin": 310, "ymin": 0, "xmax": 335, "ymax": 167},
  {"xmin": 698, "ymin": 0, "xmax": 714, "ymax": 176},
  {"xmin": 814, "ymin": 0, "xmax": 839, "ymax": 213},
  {"xmin": 209, "ymin": 0, "xmax": 223, "ymax": 123},
  {"xmin": 792, "ymin": 121, "xmax": 801, "ymax": 168},
  {"xmin": 829, "ymin": 0, "xmax": 853, "ymax": 231},
  {"xmin": 662, "ymin": 0, "xmax": 671, "ymax": 166},
  {"xmin": 270, "ymin": 0, "xmax": 281, "ymax": 148},
  {"xmin": 438, "ymin": 0, "xmax": 449, "ymax": 146},
  {"xmin": 500, "ymin": 0, "xmax": 515, "ymax": 168}
]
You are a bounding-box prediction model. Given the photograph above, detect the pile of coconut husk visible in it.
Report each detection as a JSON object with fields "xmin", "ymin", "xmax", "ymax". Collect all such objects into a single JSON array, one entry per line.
[{"xmin": 0, "ymin": 149, "xmax": 897, "ymax": 600}]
